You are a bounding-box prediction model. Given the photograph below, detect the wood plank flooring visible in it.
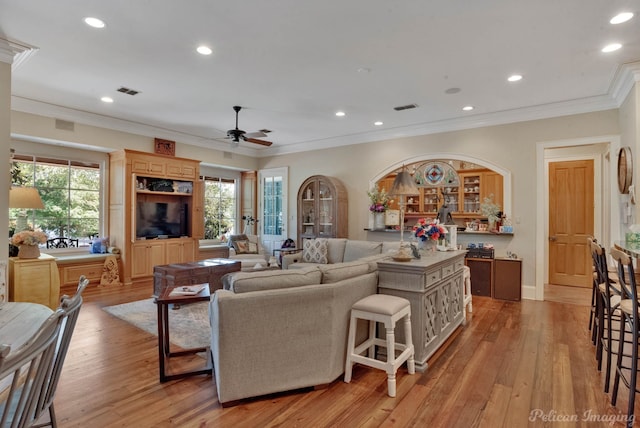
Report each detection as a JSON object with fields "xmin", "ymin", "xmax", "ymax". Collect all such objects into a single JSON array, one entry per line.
[{"xmin": 50, "ymin": 282, "xmax": 639, "ymax": 427}]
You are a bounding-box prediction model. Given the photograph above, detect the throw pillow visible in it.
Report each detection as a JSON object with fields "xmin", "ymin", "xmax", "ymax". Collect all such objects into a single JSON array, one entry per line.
[
  {"xmin": 228, "ymin": 234, "xmax": 248, "ymax": 249},
  {"xmin": 302, "ymin": 238, "xmax": 328, "ymax": 264},
  {"xmin": 233, "ymin": 239, "xmax": 250, "ymax": 254},
  {"xmin": 248, "ymin": 242, "xmax": 259, "ymax": 254}
]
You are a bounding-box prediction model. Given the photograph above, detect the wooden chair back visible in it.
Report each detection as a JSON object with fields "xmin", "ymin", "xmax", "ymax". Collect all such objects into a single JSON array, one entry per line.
[{"xmin": 0, "ymin": 310, "xmax": 65, "ymax": 428}]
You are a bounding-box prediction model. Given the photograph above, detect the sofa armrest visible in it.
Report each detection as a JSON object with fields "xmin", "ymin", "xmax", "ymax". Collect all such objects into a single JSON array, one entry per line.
[{"xmin": 282, "ymin": 251, "xmax": 304, "ymax": 269}]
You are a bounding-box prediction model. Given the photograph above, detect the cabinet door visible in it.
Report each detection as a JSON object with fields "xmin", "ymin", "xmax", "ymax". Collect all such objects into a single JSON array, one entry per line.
[
  {"xmin": 481, "ymin": 172, "xmax": 504, "ymax": 211},
  {"xmin": 191, "ymin": 180, "xmax": 205, "ymax": 239},
  {"xmin": 422, "ymin": 287, "xmax": 440, "ymax": 357},
  {"xmin": 466, "ymin": 258, "xmax": 493, "ymax": 296},
  {"xmin": 317, "ymin": 178, "xmax": 334, "ymax": 237},
  {"xmin": 299, "ymin": 180, "xmax": 317, "ymax": 240},
  {"xmin": 166, "ymin": 162, "xmax": 197, "ymax": 179},
  {"xmin": 459, "ymin": 172, "xmax": 481, "ymax": 214},
  {"xmin": 131, "ymin": 156, "xmax": 165, "ymax": 175},
  {"xmin": 165, "ymin": 239, "xmax": 196, "ymax": 264},
  {"xmin": 421, "ymin": 188, "xmax": 439, "ymax": 214},
  {"xmin": 132, "ymin": 241, "xmax": 165, "ymax": 277}
]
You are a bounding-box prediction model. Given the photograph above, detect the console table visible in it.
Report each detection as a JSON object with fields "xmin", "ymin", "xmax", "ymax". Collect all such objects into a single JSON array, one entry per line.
[{"xmin": 377, "ymin": 250, "xmax": 466, "ymax": 372}]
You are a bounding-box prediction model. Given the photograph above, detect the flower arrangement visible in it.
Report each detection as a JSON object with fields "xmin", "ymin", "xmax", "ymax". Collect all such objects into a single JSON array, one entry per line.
[
  {"xmin": 480, "ymin": 194, "xmax": 501, "ymax": 224},
  {"xmin": 413, "ymin": 218, "xmax": 447, "ymax": 241},
  {"xmin": 11, "ymin": 229, "xmax": 47, "ymax": 246},
  {"xmin": 367, "ymin": 185, "xmax": 390, "ymax": 212}
]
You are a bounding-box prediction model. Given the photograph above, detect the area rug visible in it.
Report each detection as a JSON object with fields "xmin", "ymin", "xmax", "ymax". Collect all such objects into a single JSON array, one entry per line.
[{"xmin": 103, "ymin": 298, "xmax": 210, "ymax": 350}]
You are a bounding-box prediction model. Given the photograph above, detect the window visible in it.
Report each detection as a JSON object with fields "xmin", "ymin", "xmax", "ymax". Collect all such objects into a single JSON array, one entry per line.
[
  {"xmin": 203, "ymin": 176, "xmax": 236, "ymax": 239},
  {"xmin": 10, "ymin": 155, "xmax": 101, "ymax": 248}
]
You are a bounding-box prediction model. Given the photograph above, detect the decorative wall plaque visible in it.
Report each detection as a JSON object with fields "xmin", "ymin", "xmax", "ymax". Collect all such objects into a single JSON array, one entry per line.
[{"xmin": 154, "ymin": 138, "xmax": 176, "ymax": 156}]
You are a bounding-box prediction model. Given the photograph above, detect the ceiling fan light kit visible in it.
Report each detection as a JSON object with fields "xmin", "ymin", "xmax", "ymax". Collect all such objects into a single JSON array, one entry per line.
[{"xmin": 226, "ymin": 106, "xmax": 273, "ymax": 147}]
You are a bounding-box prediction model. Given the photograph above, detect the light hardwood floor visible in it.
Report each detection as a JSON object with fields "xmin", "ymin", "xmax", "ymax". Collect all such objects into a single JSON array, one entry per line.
[{"xmin": 51, "ymin": 282, "xmax": 639, "ymax": 427}]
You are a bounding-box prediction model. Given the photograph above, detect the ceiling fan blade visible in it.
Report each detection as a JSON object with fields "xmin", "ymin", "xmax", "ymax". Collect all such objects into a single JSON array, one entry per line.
[
  {"xmin": 244, "ymin": 131, "xmax": 267, "ymax": 138},
  {"xmin": 244, "ymin": 137, "xmax": 273, "ymax": 147}
]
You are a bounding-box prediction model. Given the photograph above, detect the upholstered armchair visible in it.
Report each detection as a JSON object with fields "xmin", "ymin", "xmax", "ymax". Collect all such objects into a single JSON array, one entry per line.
[{"xmin": 227, "ymin": 234, "xmax": 271, "ymax": 269}]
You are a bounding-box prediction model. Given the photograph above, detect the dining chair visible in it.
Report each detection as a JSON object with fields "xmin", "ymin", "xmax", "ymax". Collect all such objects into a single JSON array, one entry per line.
[
  {"xmin": 0, "ymin": 309, "xmax": 65, "ymax": 428},
  {"xmin": 610, "ymin": 247, "xmax": 640, "ymax": 428},
  {"xmin": 591, "ymin": 241, "xmax": 622, "ymax": 392},
  {"xmin": 32, "ymin": 275, "xmax": 89, "ymax": 428}
]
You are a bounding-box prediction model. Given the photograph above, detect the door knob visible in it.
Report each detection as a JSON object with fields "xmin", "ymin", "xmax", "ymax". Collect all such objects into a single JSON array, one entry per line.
[{"xmin": 549, "ymin": 235, "xmax": 557, "ymax": 242}]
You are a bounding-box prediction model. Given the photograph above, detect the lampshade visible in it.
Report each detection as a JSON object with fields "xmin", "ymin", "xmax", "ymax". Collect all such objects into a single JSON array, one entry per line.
[
  {"xmin": 9, "ymin": 187, "xmax": 44, "ymax": 209},
  {"xmin": 389, "ymin": 168, "xmax": 419, "ymax": 196}
]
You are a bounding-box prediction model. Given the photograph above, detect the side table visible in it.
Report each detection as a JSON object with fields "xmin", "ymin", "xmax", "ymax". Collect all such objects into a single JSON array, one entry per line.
[
  {"xmin": 155, "ymin": 284, "xmax": 212, "ymax": 382},
  {"xmin": 8, "ymin": 254, "xmax": 60, "ymax": 310}
]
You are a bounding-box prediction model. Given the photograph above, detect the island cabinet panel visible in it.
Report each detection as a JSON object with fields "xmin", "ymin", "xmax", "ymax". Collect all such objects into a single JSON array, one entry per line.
[{"xmin": 377, "ymin": 251, "xmax": 466, "ymax": 371}]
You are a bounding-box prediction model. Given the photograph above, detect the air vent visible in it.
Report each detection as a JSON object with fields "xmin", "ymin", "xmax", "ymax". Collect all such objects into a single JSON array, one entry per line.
[
  {"xmin": 55, "ymin": 119, "xmax": 75, "ymax": 131},
  {"xmin": 393, "ymin": 103, "xmax": 418, "ymax": 111},
  {"xmin": 117, "ymin": 87, "xmax": 140, "ymax": 96}
]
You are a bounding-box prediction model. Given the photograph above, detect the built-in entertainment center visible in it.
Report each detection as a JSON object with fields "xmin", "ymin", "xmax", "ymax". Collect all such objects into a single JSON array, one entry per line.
[{"xmin": 109, "ymin": 149, "xmax": 204, "ymax": 285}]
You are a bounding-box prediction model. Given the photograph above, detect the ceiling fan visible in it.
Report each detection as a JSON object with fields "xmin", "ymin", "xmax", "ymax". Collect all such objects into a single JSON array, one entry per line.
[{"xmin": 226, "ymin": 106, "xmax": 273, "ymax": 147}]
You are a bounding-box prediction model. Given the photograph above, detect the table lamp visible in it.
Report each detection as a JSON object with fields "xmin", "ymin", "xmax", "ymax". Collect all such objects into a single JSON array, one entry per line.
[
  {"xmin": 9, "ymin": 187, "xmax": 44, "ymax": 232},
  {"xmin": 389, "ymin": 166, "xmax": 419, "ymax": 259}
]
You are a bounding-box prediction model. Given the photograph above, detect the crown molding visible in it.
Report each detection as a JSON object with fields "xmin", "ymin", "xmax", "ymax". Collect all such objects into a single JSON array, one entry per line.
[
  {"xmin": 0, "ymin": 38, "xmax": 38, "ymax": 69},
  {"xmin": 11, "ymin": 61, "xmax": 638, "ymax": 159},
  {"xmin": 10, "ymin": 96, "xmax": 262, "ymax": 157}
]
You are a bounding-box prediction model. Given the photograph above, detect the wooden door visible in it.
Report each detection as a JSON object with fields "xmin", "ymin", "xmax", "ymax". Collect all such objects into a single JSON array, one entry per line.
[{"xmin": 549, "ymin": 160, "xmax": 594, "ymax": 287}]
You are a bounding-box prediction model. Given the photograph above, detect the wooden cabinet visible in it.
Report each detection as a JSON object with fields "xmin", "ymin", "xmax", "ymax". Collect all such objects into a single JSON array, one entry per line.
[
  {"xmin": 465, "ymin": 258, "xmax": 493, "ymax": 297},
  {"xmin": 58, "ymin": 260, "xmax": 105, "ymax": 287},
  {"xmin": 9, "ymin": 255, "xmax": 60, "ymax": 310},
  {"xmin": 377, "ymin": 252, "xmax": 466, "ymax": 371},
  {"xmin": 131, "ymin": 240, "xmax": 165, "ymax": 278},
  {"xmin": 377, "ymin": 168, "xmax": 503, "ymax": 219},
  {"xmin": 493, "ymin": 258, "xmax": 521, "ymax": 301},
  {"xmin": 109, "ymin": 149, "xmax": 203, "ymax": 285},
  {"xmin": 297, "ymin": 175, "xmax": 348, "ymax": 246}
]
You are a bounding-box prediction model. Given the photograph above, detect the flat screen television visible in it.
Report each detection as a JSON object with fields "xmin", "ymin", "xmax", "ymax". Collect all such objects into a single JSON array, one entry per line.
[{"xmin": 136, "ymin": 201, "xmax": 188, "ymax": 239}]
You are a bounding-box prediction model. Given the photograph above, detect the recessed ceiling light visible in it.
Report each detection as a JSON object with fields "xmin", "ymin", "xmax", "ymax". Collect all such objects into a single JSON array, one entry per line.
[
  {"xmin": 610, "ymin": 12, "xmax": 633, "ymax": 24},
  {"xmin": 84, "ymin": 17, "xmax": 105, "ymax": 28},
  {"xmin": 374, "ymin": 121, "xmax": 383, "ymax": 126},
  {"xmin": 357, "ymin": 67, "xmax": 371, "ymax": 73},
  {"xmin": 101, "ymin": 96, "xmax": 114, "ymax": 103},
  {"xmin": 335, "ymin": 111, "xmax": 346, "ymax": 117},
  {"xmin": 462, "ymin": 106, "xmax": 474, "ymax": 111},
  {"xmin": 507, "ymin": 74, "xmax": 523, "ymax": 82},
  {"xmin": 602, "ymin": 43, "xmax": 622, "ymax": 53},
  {"xmin": 196, "ymin": 45, "xmax": 212, "ymax": 55},
  {"xmin": 445, "ymin": 87, "xmax": 461, "ymax": 94}
]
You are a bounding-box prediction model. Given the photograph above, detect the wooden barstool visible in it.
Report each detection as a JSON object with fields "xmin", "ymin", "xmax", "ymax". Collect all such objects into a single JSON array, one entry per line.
[
  {"xmin": 344, "ymin": 294, "xmax": 415, "ymax": 397},
  {"xmin": 610, "ymin": 247, "xmax": 639, "ymax": 428}
]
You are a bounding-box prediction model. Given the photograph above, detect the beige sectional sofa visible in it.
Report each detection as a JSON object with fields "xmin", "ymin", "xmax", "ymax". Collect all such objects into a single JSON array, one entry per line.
[
  {"xmin": 209, "ymin": 259, "xmax": 382, "ymax": 404},
  {"xmin": 281, "ymin": 238, "xmax": 398, "ymax": 269}
]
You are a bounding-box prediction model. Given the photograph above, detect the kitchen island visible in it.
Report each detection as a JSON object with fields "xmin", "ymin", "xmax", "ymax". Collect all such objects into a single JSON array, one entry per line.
[{"xmin": 377, "ymin": 250, "xmax": 466, "ymax": 371}]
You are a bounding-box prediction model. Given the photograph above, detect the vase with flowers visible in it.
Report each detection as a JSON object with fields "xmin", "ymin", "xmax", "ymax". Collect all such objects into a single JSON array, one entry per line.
[
  {"xmin": 11, "ymin": 229, "xmax": 47, "ymax": 259},
  {"xmin": 480, "ymin": 194, "xmax": 501, "ymax": 231},
  {"xmin": 367, "ymin": 185, "xmax": 390, "ymax": 230},
  {"xmin": 413, "ymin": 218, "xmax": 447, "ymax": 253}
]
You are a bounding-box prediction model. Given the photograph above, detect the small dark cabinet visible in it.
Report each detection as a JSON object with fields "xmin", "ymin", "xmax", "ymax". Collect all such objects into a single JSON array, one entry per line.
[
  {"xmin": 465, "ymin": 258, "xmax": 493, "ymax": 297},
  {"xmin": 493, "ymin": 258, "xmax": 522, "ymax": 301}
]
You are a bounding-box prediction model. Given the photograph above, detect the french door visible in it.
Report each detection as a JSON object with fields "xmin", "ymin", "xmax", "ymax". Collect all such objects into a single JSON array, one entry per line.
[{"xmin": 258, "ymin": 167, "xmax": 288, "ymax": 253}]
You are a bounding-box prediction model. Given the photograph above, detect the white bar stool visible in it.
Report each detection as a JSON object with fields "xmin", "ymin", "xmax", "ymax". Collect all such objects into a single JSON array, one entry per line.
[
  {"xmin": 463, "ymin": 265, "xmax": 472, "ymax": 322},
  {"xmin": 344, "ymin": 294, "xmax": 415, "ymax": 397}
]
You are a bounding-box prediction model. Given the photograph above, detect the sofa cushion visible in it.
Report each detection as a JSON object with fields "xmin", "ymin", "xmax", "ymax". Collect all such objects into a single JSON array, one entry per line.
[
  {"xmin": 343, "ymin": 241, "xmax": 383, "ymax": 262},
  {"xmin": 303, "ymin": 238, "xmax": 328, "ymax": 264},
  {"xmin": 319, "ymin": 259, "xmax": 376, "ymax": 284},
  {"xmin": 224, "ymin": 266, "xmax": 321, "ymax": 293},
  {"xmin": 326, "ymin": 239, "xmax": 347, "ymax": 264}
]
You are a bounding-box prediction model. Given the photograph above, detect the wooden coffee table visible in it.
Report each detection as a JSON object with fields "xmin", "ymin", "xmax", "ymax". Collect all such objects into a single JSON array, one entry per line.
[{"xmin": 154, "ymin": 284, "xmax": 212, "ymax": 382}]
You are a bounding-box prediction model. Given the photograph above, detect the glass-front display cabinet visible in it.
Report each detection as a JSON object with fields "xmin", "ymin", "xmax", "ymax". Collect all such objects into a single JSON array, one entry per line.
[{"xmin": 297, "ymin": 175, "xmax": 348, "ymax": 246}]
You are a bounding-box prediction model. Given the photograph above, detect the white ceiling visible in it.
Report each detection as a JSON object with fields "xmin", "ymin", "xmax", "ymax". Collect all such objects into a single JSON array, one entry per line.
[{"xmin": 1, "ymin": 1, "xmax": 639, "ymax": 157}]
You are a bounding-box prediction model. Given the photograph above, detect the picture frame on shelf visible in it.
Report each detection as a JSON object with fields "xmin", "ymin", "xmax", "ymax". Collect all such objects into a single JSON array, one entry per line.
[{"xmin": 385, "ymin": 209, "xmax": 400, "ymax": 226}]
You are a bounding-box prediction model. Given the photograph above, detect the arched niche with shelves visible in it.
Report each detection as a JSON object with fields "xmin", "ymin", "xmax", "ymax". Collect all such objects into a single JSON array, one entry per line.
[{"xmin": 372, "ymin": 154, "xmax": 511, "ymax": 226}]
